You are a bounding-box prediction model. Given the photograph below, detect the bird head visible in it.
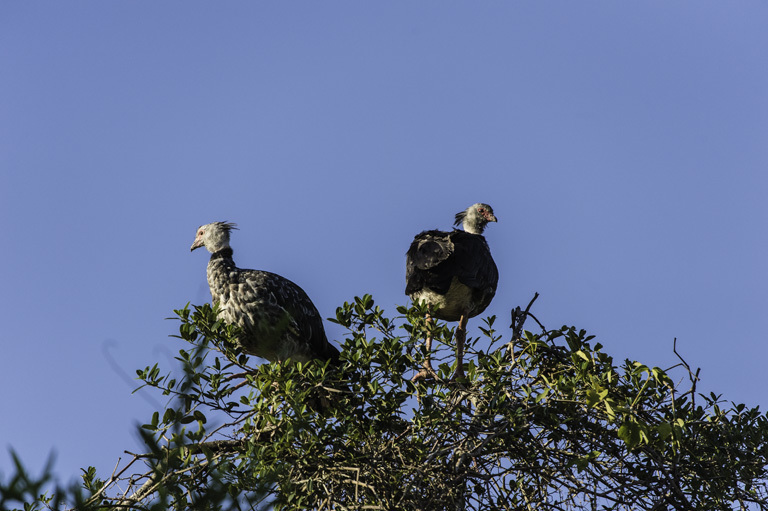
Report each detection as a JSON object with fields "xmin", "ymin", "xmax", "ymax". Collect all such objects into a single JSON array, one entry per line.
[
  {"xmin": 454, "ymin": 203, "xmax": 497, "ymax": 235},
  {"xmin": 190, "ymin": 222, "xmax": 238, "ymax": 253}
]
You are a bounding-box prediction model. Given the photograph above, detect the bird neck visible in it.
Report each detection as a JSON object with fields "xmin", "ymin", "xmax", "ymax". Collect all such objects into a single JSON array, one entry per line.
[
  {"xmin": 463, "ymin": 222, "xmax": 484, "ymax": 235},
  {"xmin": 210, "ymin": 247, "xmax": 234, "ymax": 261},
  {"xmin": 207, "ymin": 248, "xmax": 236, "ymax": 301},
  {"xmin": 208, "ymin": 248, "xmax": 236, "ymax": 277}
]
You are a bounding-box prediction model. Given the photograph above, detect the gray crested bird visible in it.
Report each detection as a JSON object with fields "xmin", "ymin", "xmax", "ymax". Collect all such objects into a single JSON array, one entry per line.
[
  {"xmin": 406, "ymin": 203, "xmax": 499, "ymax": 380},
  {"xmin": 191, "ymin": 222, "xmax": 339, "ymax": 364}
]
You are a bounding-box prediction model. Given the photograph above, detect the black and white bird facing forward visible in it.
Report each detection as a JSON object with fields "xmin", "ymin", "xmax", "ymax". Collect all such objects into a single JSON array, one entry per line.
[
  {"xmin": 406, "ymin": 203, "xmax": 499, "ymax": 380},
  {"xmin": 191, "ymin": 222, "xmax": 339, "ymax": 364}
]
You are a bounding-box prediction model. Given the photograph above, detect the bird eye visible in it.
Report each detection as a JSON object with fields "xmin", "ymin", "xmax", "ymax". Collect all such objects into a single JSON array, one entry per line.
[{"xmin": 478, "ymin": 208, "xmax": 485, "ymax": 213}]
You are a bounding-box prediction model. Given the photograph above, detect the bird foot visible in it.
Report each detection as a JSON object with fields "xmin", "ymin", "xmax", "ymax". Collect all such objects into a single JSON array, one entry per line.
[
  {"xmin": 411, "ymin": 361, "xmax": 440, "ymax": 382},
  {"xmin": 411, "ymin": 362, "xmax": 470, "ymax": 383}
]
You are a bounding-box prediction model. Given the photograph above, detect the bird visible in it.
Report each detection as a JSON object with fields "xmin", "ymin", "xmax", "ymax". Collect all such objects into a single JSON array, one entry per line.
[
  {"xmin": 405, "ymin": 203, "xmax": 499, "ymax": 380},
  {"xmin": 191, "ymin": 221, "xmax": 339, "ymax": 365}
]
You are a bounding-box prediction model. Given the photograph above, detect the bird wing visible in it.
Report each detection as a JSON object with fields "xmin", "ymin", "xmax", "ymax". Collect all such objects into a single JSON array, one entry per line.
[
  {"xmin": 449, "ymin": 231, "xmax": 498, "ymax": 289},
  {"xmin": 237, "ymin": 270, "xmax": 337, "ymax": 362},
  {"xmin": 405, "ymin": 230, "xmax": 456, "ymax": 295},
  {"xmin": 407, "ymin": 230, "xmax": 455, "ymax": 270},
  {"xmin": 449, "ymin": 231, "xmax": 499, "ymax": 314}
]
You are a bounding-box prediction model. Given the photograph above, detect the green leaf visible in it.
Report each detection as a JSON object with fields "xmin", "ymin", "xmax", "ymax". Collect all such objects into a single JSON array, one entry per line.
[
  {"xmin": 585, "ymin": 389, "xmax": 600, "ymax": 408},
  {"xmin": 618, "ymin": 420, "xmax": 645, "ymax": 449},
  {"xmin": 575, "ymin": 350, "xmax": 590, "ymax": 362},
  {"xmin": 656, "ymin": 422, "xmax": 673, "ymax": 440}
]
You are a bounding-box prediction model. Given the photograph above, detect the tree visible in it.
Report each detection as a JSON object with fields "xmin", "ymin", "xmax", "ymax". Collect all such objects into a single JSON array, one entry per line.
[{"xmin": 3, "ymin": 294, "xmax": 768, "ymax": 510}]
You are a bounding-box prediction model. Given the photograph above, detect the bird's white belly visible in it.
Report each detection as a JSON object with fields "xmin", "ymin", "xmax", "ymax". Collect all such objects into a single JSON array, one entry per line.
[{"xmin": 410, "ymin": 277, "xmax": 473, "ymax": 322}]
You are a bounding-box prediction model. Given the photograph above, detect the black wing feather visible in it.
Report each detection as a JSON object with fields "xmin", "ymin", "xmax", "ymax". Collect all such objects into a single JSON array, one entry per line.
[
  {"xmin": 271, "ymin": 274, "xmax": 340, "ymax": 362},
  {"xmin": 406, "ymin": 230, "xmax": 455, "ymax": 295}
]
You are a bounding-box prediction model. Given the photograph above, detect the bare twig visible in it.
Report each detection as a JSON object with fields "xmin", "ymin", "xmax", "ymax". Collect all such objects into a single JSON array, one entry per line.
[
  {"xmin": 511, "ymin": 292, "xmax": 542, "ymax": 339},
  {"xmin": 672, "ymin": 337, "xmax": 701, "ymax": 410}
]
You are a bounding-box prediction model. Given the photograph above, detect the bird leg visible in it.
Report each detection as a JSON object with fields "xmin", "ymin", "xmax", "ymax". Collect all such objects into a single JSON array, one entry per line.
[
  {"xmin": 412, "ymin": 313, "xmax": 439, "ymax": 381},
  {"xmin": 451, "ymin": 314, "xmax": 469, "ymax": 381}
]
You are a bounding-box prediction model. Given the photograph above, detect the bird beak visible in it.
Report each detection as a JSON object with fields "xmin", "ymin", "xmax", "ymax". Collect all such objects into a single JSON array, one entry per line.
[{"xmin": 191, "ymin": 239, "xmax": 204, "ymax": 251}]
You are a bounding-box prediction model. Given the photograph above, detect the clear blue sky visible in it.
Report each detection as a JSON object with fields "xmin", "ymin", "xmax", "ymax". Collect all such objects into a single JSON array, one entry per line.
[{"xmin": 1, "ymin": 2, "xmax": 766, "ymax": 486}]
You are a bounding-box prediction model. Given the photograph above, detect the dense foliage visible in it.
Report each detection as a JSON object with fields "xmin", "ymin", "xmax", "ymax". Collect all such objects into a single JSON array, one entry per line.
[{"xmin": 3, "ymin": 295, "xmax": 768, "ymax": 510}]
